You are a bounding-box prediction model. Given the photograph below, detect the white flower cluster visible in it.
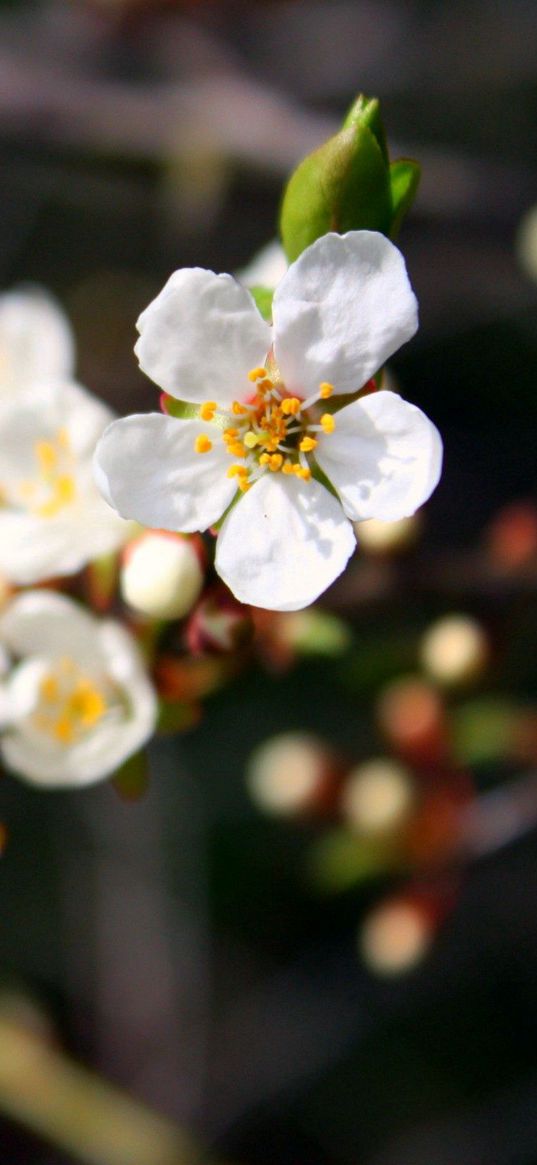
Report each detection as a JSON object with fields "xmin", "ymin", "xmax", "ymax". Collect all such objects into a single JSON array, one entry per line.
[{"xmin": 0, "ymin": 290, "xmax": 157, "ymax": 787}]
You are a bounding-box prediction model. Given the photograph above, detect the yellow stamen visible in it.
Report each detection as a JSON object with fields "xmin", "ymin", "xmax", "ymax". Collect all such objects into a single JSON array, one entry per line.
[
  {"xmin": 69, "ymin": 681, "xmax": 106, "ymax": 727},
  {"xmin": 37, "ymin": 475, "xmax": 76, "ymax": 518},
  {"xmin": 40, "ymin": 675, "xmax": 59, "ymax": 703},
  {"xmin": 299, "ymin": 435, "xmax": 317, "ymax": 452},
  {"xmin": 232, "ymin": 401, "xmax": 248, "ymax": 415},
  {"xmin": 194, "ymin": 434, "xmax": 213, "ymax": 454},
  {"xmin": 224, "ymin": 427, "xmax": 239, "ymax": 438},
  {"xmin": 227, "ymin": 464, "xmax": 248, "ymax": 478},
  {"xmin": 259, "ymin": 453, "xmax": 271, "ymax": 466},
  {"xmin": 282, "ymin": 460, "xmax": 295, "ymax": 475},
  {"xmin": 281, "ymin": 397, "xmax": 301, "ymax": 416},
  {"xmin": 269, "ymin": 454, "xmax": 283, "ymax": 471},
  {"xmin": 53, "ymin": 717, "xmax": 74, "ymax": 744},
  {"xmin": 243, "ymin": 431, "xmax": 259, "ymax": 449},
  {"xmin": 294, "ymin": 465, "xmax": 312, "ymax": 481},
  {"xmin": 248, "ymin": 367, "xmax": 267, "ymax": 382},
  {"xmin": 320, "ymin": 382, "xmax": 334, "ymax": 399},
  {"xmin": 321, "ymin": 413, "xmax": 335, "ymax": 434},
  {"xmin": 35, "ymin": 440, "xmax": 58, "ymax": 475},
  {"xmin": 228, "ymin": 442, "xmax": 246, "ymax": 458},
  {"xmin": 238, "ymin": 478, "xmax": 251, "ymax": 492},
  {"xmin": 200, "ymin": 401, "xmax": 217, "ymax": 421}
]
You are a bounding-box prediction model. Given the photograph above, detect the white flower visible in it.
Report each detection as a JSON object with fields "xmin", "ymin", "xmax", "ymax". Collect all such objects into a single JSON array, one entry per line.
[
  {"xmin": 94, "ymin": 230, "xmax": 442, "ymax": 611},
  {"xmin": 0, "ymin": 288, "xmax": 75, "ymax": 394},
  {"xmin": 0, "ymin": 591, "xmax": 157, "ymax": 788},
  {"xmin": 0, "ymin": 379, "xmax": 131, "ymax": 584},
  {"xmin": 237, "ymin": 241, "xmax": 288, "ymax": 290}
]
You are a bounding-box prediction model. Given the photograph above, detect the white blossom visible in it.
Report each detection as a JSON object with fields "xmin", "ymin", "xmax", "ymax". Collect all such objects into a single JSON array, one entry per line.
[
  {"xmin": 94, "ymin": 230, "xmax": 442, "ymax": 611},
  {"xmin": 0, "ymin": 288, "xmax": 75, "ymax": 394},
  {"xmin": 0, "ymin": 591, "xmax": 157, "ymax": 788},
  {"xmin": 0, "ymin": 379, "xmax": 131, "ymax": 584}
]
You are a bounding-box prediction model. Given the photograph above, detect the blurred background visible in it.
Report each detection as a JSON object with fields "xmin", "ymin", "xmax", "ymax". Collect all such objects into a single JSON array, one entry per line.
[{"xmin": 1, "ymin": 1, "xmax": 537, "ymax": 1162}]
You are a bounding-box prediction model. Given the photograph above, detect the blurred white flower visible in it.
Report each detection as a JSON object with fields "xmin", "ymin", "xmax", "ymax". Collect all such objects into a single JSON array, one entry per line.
[
  {"xmin": 0, "ymin": 288, "xmax": 75, "ymax": 394},
  {"xmin": 0, "ymin": 380, "xmax": 130, "ymax": 584},
  {"xmin": 95, "ymin": 230, "xmax": 442, "ymax": 611},
  {"xmin": 0, "ymin": 590, "xmax": 157, "ymax": 788}
]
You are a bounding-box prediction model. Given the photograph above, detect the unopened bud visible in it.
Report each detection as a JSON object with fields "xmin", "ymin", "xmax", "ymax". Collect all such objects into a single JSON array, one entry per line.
[
  {"xmin": 377, "ymin": 676, "xmax": 447, "ymax": 764},
  {"xmin": 359, "ymin": 896, "xmax": 433, "ymax": 976},
  {"xmin": 420, "ymin": 614, "xmax": 488, "ymax": 687},
  {"xmin": 341, "ymin": 758, "xmax": 415, "ymax": 835},
  {"xmin": 121, "ymin": 532, "xmax": 203, "ymax": 620},
  {"xmin": 247, "ymin": 732, "xmax": 335, "ymax": 817}
]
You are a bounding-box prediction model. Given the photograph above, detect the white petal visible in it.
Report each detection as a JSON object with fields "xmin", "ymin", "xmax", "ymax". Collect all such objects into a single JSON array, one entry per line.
[
  {"xmin": 273, "ymin": 231, "xmax": 418, "ymax": 399},
  {"xmin": 315, "ymin": 390, "xmax": 443, "ymax": 522},
  {"xmin": 94, "ymin": 413, "xmax": 237, "ymax": 533},
  {"xmin": 0, "ymin": 591, "xmax": 102, "ymax": 664},
  {"xmin": 237, "ymin": 241, "xmax": 288, "ymax": 290},
  {"xmin": 0, "ymin": 289, "xmax": 75, "ymax": 392},
  {"xmin": 135, "ymin": 268, "xmax": 271, "ymax": 405},
  {"xmin": 215, "ymin": 473, "xmax": 356, "ymax": 611}
]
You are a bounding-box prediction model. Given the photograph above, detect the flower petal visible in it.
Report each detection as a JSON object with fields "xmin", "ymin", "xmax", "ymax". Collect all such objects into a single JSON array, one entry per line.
[
  {"xmin": 315, "ymin": 390, "xmax": 443, "ymax": 522},
  {"xmin": 94, "ymin": 413, "xmax": 237, "ymax": 532},
  {"xmin": 215, "ymin": 473, "xmax": 356, "ymax": 611},
  {"xmin": 0, "ymin": 289, "xmax": 75, "ymax": 392},
  {"xmin": 135, "ymin": 268, "xmax": 271, "ymax": 405},
  {"xmin": 273, "ymin": 231, "xmax": 418, "ymax": 399},
  {"xmin": 0, "ymin": 591, "xmax": 103, "ymax": 665}
]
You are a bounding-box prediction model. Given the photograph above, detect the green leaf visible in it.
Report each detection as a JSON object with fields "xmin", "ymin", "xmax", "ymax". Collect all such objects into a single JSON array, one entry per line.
[
  {"xmin": 112, "ymin": 750, "xmax": 149, "ymax": 801},
  {"xmin": 306, "ymin": 829, "xmax": 398, "ymax": 895},
  {"xmin": 249, "ymin": 285, "xmax": 274, "ymax": 322},
  {"xmin": 281, "ymin": 121, "xmax": 392, "ymax": 263},
  {"xmin": 389, "ymin": 158, "xmax": 421, "ymax": 238}
]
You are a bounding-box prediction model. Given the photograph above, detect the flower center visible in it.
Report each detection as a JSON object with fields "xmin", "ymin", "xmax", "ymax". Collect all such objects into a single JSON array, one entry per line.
[
  {"xmin": 193, "ymin": 366, "xmax": 336, "ymax": 493},
  {"xmin": 33, "ymin": 657, "xmax": 108, "ymax": 745},
  {"xmin": 14, "ymin": 428, "xmax": 77, "ymax": 518}
]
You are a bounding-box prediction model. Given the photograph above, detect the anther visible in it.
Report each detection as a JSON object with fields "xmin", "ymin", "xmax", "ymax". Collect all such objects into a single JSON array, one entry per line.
[
  {"xmin": 281, "ymin": 397, "xmax": 301, "ymax": 416},
  {"xmin": 321, "ymin": 414, "xmax": 335, "ymax": 434},
  {"xmin": 194, "ymin": 435, "xmax": 213, "ymax": 454},
  {"xmin": 248, "ymin": 367, "xmax": 267, "ymax": 382},
  {"xmin": 269, "ymin": 454, "xmax": 283, "ymax": 471},
  {"xmin": 200, "ymin": 401, "xmax": 217, "ymax": 421},
  {"xmin": 320, "ymin": 382, "xmax": 334, "ymax": 399},
  {"xmin": 299, "ymin": 436, "xmax": 317, "ymax": 452},
  {"xmin": 243, "ymin": 432, "xmax": 259, "ymax": 449}
]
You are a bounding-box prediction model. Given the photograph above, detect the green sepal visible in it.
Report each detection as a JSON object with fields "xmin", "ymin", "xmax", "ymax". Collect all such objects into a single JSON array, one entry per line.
[
  {"xmin": 280, "ymin": 96, "xmax": 392, "ymax": 262},
  {"xmin": 161, "ymin": 395, "xmax": 200, "ymax": 421},
  {"xmin": 342, "ymin": 94, "xmax": 388, "ymax": 164},
  {"xmin": 249, "ymin": 285, "xmax": 274, "ymax": 322},
  {"xmin": 389, "ymin": 158, "xmax": 421, "ymax": 238},
  {"xmin": 112, "ymin": 750, "xmax": 149, "ymax": 801}
]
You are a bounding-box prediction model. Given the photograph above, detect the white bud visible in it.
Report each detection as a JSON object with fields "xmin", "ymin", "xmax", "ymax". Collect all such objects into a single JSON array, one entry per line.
[
  {"xmin": 420, "ymin": 614, "xmax": 488, "ymax": 687},
  {"xmin": 341, "ymin": 758, "xmax": 414, "ymax": 835},
  {"xmin": 247, "ymin": 732, "xmax": 328, "ymax": 816},
  {"xmin": 121, "ymin": 533, "xmax": 203, "ymax": 620}
]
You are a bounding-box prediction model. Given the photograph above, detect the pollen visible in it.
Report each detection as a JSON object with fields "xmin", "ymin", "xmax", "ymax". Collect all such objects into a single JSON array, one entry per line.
[
  {"xmin": 35, "ymin": 440, "xmax": 58, "ymax": 474},
  {"xmin": 243, "ymin": 431, "xmax": 260, "ymax": 449},
  {"xmin": 320, "ymin": 382, "xmax": 334, "ymax": 399},
  {"xmin": 269, "ymin": 454, "xmax": 283, "ymax": 471},
  {"xmin": 321, "ymin": 413, "xmax": 335, "ymax": 434},
  {"xmin": 299, "ymin": 435, "xmax": 317, "ymax": 452},
  {"xmin": 248, "ymin": 367, "xmax": 268, "ymax": 382},
  {"xmin": 232, "ymin": 401, "xmax": 248, "ymax": 416},
  {"xmin": 34, "ymin": 659, "xmax": 108, "ymax": 748},
  {"xmin": 200, "ymin": 401, "xmax": 217, "ymax": 421},
  {"xmin": 194, "ymin": 434, "xmax": 213, "ymax": 454},
  {"xmin": 294, "ymin": 465, "xmax": 312, "ymax": 481},
  {"xmin": 227, "ymin": 464, "xmax": 248, "ymax": 478},
  {"xmin": 281, "ymin": 397, "xmax": 301, "ymax": 416}
]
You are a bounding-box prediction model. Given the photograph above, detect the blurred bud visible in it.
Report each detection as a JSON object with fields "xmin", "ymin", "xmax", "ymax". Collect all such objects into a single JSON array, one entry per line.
[
  {"xmin": 516, "ymin": 203, "xmax": 537, "ymax": 283},
  {"xmin": 186, "ymin": 586, "xmax": 253, "ymax": 655},
  {"xmin": 280, "ymin": 609, "xmax": 352, "ymax": 656},
  {"xmin": 420, "ymin": 614, "xmax": 489, "ymax": 688},
  {"xmin": 486, "ymin": 501, "xmax": 537, "ymax": 571},
  {"xmin": 121, "ymin": 532, "xmax": 204, "ymax": 620},
  {"xmin": 247, "ymin": 732, "xmax": 338, "ymax": 817},
  {"xmin": 377, "ymin": 676, "xmax": 448, "ymax": 764},
  {"xmin": 355, "ymin": 513, "xmax": 421, "ymax": 555},
  {"xmin": 359, "ymin": 895, "xmax": 434, "ymax": 976},
  {"xmin": 341, "ymin": 757, "xmax": 415, "ymax": 836}
]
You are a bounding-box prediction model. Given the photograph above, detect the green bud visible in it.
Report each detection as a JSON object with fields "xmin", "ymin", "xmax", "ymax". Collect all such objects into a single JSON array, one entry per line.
[{"xmin": 280, "ymin": 94, "xmax": 420, "ymax": 262}]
